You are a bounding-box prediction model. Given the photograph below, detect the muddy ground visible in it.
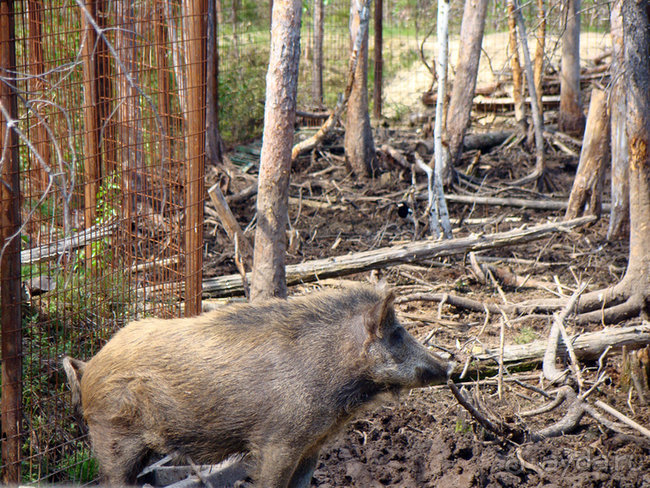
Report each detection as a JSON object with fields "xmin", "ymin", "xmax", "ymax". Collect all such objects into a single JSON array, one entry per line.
[{"xmin": 204, "ymin": 123, "xmax": 650, "ymax": 487}]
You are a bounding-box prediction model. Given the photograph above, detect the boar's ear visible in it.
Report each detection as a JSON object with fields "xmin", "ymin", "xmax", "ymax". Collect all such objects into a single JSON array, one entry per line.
[{"xmin": 364, "ymin": 290, "xmax": 395, "ymax": 340}]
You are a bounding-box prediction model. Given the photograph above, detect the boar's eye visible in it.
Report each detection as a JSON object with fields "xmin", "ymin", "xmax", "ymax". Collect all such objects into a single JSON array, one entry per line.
[{"xmin": 388, "ymin": 328, "xmax": 403, "ymax": 346}]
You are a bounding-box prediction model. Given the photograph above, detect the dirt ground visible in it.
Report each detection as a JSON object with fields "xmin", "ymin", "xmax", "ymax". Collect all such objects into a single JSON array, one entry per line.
[{"xmin": 204, "ymin": 114, "xmax": 649, "ymax": 486}]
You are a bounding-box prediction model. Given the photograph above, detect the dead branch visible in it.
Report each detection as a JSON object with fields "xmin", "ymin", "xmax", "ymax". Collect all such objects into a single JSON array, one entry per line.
[
  {"xmin": 432, "ymin": 193, "xmax": 612, "ymax": 213},
  {"xmin": 469, "ymin": 252, "xmax": 552, "ymax": 291},
  {"xmin": 594, "ymin": 400, "xmax": 650, "ymax": 440},
  {"xmin": 207, "ymin": 183, "xmax": 253, "ymax": 268},
  {"xmin": 448, "ymin": 379, "xmax": 525, "ymax": 442},
  {"xmin": 452, "ymin": 381, "xmax": 631, "ymax": 444}
]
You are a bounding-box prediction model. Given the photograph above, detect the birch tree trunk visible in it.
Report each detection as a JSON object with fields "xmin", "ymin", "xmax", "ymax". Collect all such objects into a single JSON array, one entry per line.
[
  {"xmin": 250, "ymin": 0, "xmax": 302, "ymax": 301},
  {"xmin": 534, "ymin": 0, "xmax": 545, "ymax": 122},
  {"xmin": 446, "ymin": 0, "xmax": 489, "ymax": 167},
  {"xmin": 559, "ymin": 0, "xmax": 585, "ymax": 135},
  {"xmin": 344, "ymin": 0, "xmax": 376, "ymax": 177},
  {"xmin": 607, "ymin": 0, "xmax": 629, "ymax": 240},
  {"xmin": 429, "ymin": 0, "xmax": 452, "ymax": 238},
  {"xmin": 312, "ymin": 0, "xmax": 324, "ymax": 106}
]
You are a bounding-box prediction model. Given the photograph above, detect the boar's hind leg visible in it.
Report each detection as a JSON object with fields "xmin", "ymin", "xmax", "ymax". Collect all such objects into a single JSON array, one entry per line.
[
  {"xmin": 288, "ymin": 451, "xmax": 319, "ymax": 488},
  {"xmin": 89, "ymin": 423, "xmax": 149, "ymax": 485}
]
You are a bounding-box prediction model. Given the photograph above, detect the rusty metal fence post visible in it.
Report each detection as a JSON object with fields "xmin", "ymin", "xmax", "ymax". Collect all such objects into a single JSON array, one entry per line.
[
  {"xmin": 0, "ymin": 0, "xmax": 23, "ymax": 483},
  {"xmin": 80, "ymin": 0, "xmax": 102, "ymax": 264},
  {"xmin": 184, "ymin": 0, "xmax": 207, "ymax": 316}
]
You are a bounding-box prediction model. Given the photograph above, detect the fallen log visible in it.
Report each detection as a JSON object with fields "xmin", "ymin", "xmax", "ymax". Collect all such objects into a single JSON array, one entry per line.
[
  {"xmin": 202, "ymin": 215, "xmax": 595, "ymax": 298},
  {"xmin": 473, "ymin": 323, "xmax": 650, "ymax": 367},
  {"xmin": 21, "ymin": 218, "xmax": 118, "ymax": 265},
  {"xmin": 440, "ymin": 193, "xmax": 612, "ymax": 212}
]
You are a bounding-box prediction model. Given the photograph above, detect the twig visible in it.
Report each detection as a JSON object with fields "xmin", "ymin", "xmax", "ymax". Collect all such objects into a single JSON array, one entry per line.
[
  {"xmin": 594, "ymin": 401, "xmax": 650, "ymax": 440},
  {"xmin": 515, "ymin": 447, "xmax": 545, "ymax": 478},
  {"xmin": 498, "ymin": 317, "xmax": 506, "ymax": 400}
]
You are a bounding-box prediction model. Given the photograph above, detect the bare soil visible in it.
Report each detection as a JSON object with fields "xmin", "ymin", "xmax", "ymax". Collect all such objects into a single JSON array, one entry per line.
[{"xmin": 205, "ymin": 120, "xmax": 649, "ymax": 487}]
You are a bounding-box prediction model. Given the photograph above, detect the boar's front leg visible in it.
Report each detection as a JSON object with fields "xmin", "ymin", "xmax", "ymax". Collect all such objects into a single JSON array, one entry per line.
[
  {"xmin": 288, "ymin": 450, "xmax": 319, "ymax": 488},
  {"xmin": 255, "ymin": 443, "xmax": 306, "ymax": 488},
  {"xmin": 88, "ymin": 422, "xmax": 150, "ymax": 485}
]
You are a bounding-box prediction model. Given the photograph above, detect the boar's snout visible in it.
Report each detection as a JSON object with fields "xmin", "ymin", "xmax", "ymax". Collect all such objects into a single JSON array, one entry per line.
[{"xmin": 416, "ymin": 355, "xmax": 454, "ymax": 386}]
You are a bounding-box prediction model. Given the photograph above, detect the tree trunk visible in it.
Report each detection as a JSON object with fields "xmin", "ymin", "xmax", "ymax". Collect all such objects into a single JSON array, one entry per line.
[
  {"xmin": 620, "ymin": 0, "xmax": 650, "ymax": 290},
  {"xmin": 533, "ymin": 0, "xmax": 545, "ymax": 122},
  {"xmin": 206, "ymin": 0, "xmax": 225, "ymax": 166},
  {"xmin": 507, "ymin": 0, "xmax": 526, "ymax": 133},
  {"xmin": 607, "ymin": 0, "xmax": 629, "ymax": 240},
  {"xmin": 373, "ymin": 0, "xmax": 383, "ymax": 119},
  {"xmin": 575, "ymin": 0, "xmax": 650, "ymax": 324},
  {"xmin": 344, "ymin": 0, "xmax": 376, "ymax": 177},
  {"xmin": 250, "ymin": 0, "xmax": 302, "ymax": 301},
  {"xmin": 446, "ymin": 0, "xmax": 489, "ymax": 167},
  {"xmin": 512, "ymin": 0, "xmax": 546, "ymax": 186},
  {"xmin": 185, "ymin": 0, "xmax": 207, "ymax": 316},
  {"xmin": 0, "ymin": 1, "xmax": 23, "ymax": 481},
  {"xmin": 565, "ymin": 88, "xmax": 609, "ymax": 219},
  {"xmin": 312, "ymin": 0, "xmax": 324, "ymax": 107},
  {"xmin": 558, "ymin": 0, "xmax": 585, "ymax": 135}
]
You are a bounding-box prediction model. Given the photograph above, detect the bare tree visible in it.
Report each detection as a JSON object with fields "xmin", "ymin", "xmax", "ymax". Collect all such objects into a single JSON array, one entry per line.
[
  {"xmin": 559, "ymin": 0, "xmax": 585, "ymax": 135},
  {"xmin": 344, "ymin": 0, "xmax": 376, "ymax": 177},
  {"xmin": 445, "ymin": 0, "xmax": 489, "ymax": 170},
  {"xmin": 250, "ymin": 0, "xmax": 302, "ymax": 301}
]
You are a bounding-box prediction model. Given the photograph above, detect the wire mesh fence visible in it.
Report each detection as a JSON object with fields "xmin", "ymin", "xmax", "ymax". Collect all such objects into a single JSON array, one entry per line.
[
  {"xmin": 1, "ymin": 0, "xmax": 611, "ymax": 484},
  {"xmin": 1, "ymin": 0, "xmax": 206, "ymax": 483}
]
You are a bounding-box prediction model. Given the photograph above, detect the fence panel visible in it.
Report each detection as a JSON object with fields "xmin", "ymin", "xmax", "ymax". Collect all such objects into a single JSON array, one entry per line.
[{"xmin": 0, "ymin": 0, "xmax": 205, "ymax": 482}]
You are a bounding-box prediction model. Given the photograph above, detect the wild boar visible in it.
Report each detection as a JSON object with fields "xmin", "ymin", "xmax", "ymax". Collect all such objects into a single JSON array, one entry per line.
[{"xmin": 63, "ymin": 284, "xmax": 451, "ymax": 487}]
